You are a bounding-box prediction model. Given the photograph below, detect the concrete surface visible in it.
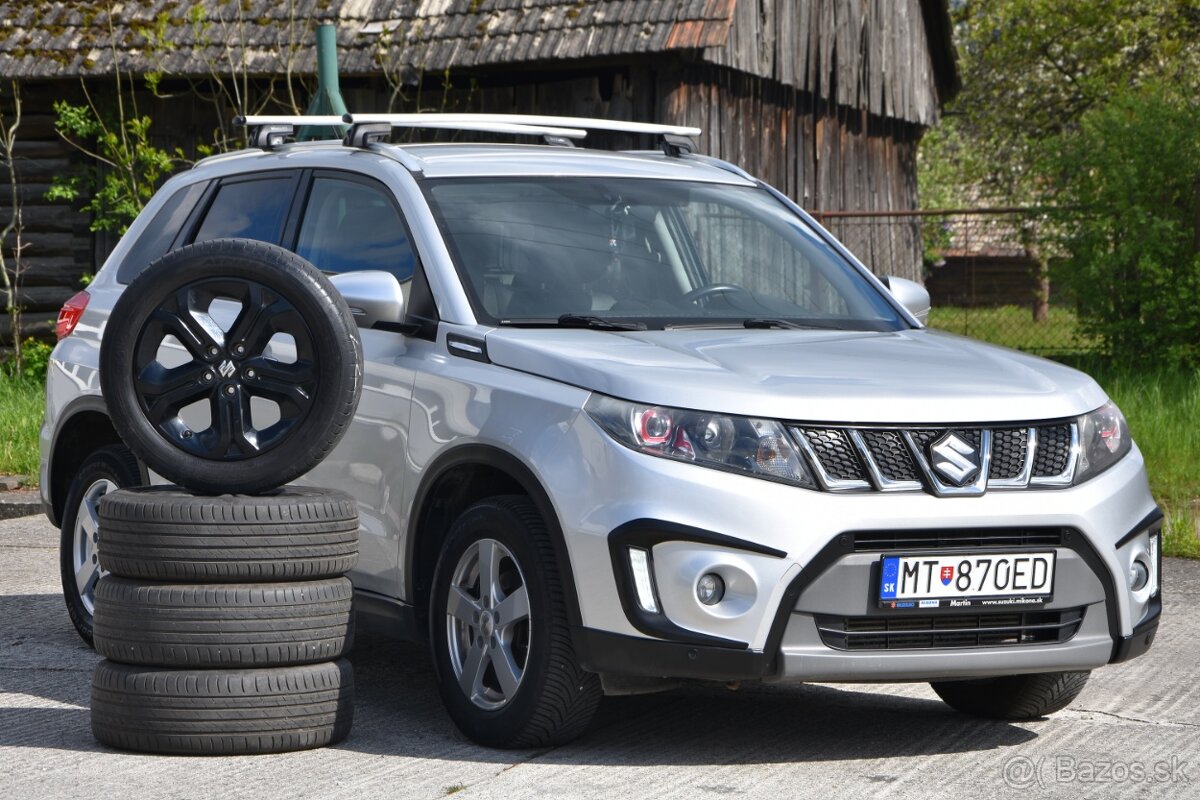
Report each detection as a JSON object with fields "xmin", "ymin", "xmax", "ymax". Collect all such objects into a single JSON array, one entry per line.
[
  {"xmin": 0, "ymin": 489, "xmax": 40, "ymax": 520},
  {"xmin": 2, "ymin": 512, "xmax": 1197, "ymax": 800}
]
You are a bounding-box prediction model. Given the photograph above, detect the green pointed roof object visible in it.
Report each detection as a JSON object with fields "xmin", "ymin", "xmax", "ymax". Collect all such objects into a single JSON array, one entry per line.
[{"xmin": 297, "ymin": 24, "xmax": 348, "ymax": 142}]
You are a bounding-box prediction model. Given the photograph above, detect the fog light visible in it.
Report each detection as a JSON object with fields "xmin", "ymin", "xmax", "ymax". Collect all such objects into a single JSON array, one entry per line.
[
  {"xmin": 696, "ymin": 572, "xmax": 725, "ymax": 605},
  {"xmin": 628, "ymin": 547, "xmax": 659, "ymax": 613},
  {"xmin": 1129, "ymin": 560, "xmax": 1150, "ymax": 592}
]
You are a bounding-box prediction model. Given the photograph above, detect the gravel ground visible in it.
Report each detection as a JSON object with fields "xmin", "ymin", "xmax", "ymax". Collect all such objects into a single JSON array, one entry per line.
[{"xmin": 2, "ymin": 513, "xmax": 1196, "ymax": 800}]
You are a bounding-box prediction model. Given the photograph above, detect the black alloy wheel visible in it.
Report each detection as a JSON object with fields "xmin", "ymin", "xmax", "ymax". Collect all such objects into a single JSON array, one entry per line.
[{"xmin": 100, "ymin": 238, "xmax": 362, "ymax": 495}]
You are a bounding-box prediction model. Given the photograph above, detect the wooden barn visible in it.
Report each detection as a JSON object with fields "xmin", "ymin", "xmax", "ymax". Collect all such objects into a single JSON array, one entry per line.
[{"xmin": 0, "ymin": 0, "xmax": 957, "ymax": 343}]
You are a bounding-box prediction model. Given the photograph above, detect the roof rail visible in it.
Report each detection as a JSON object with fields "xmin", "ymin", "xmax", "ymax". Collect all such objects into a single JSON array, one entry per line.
[
  {"xmin": 343, "ymin": 113, "xmax": 701, "ymax": 138},
  {"xmin": 236, "ymin": 114, "xmax": 587, "ymax": 143},
  {"xmin": 233, "ymin": 113, "xmax": 702, "ymax": 157}
]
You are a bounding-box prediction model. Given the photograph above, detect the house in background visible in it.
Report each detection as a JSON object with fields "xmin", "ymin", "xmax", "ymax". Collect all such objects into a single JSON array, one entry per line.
[
  {"xmin": 925, "ymin": 212, "xmax": 1044, "ymax": 310},
  {"xmin": 0, "ymin": 0, "xmax": 957, "ymax": 342}
]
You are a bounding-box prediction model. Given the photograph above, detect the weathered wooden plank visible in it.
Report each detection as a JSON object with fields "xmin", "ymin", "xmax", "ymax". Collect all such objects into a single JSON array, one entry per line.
[
  {"xmin": 818, "ymin": 0, "xmax": 836, "ymax": 102},
  {"xmin": 0, "ymin": 311, "xmax": 56, "ymax": 344},
  {"xmin": 1, "ymin": 230, "xmax": 85, "ymax": 258},
  {"xmin": 0, "ymin": 204, "xmax": 88, "ymax": 233},
  {"xmin": 3, "ymin": 255, "xmax": 90, "ymax": 288},
  {"xmin": 6, "ymin": 156, "xmax": 74, "ymax": 182},
  {"xmin": 6, "ymin": 284, "xmax": 76, "ymax": 312}
]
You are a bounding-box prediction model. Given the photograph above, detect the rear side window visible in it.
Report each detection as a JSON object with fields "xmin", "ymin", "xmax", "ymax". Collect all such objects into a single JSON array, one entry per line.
[
  {"xmin": 294, "ymin": 175, "xmax": 416, "ymax": 283},
  {"xmin": 117, "ymin": 180, "xmax": 209, "ymax": 284},
  {"xmin": 193, "ymin": 175, "xmax": 295, "ymax": 245}
]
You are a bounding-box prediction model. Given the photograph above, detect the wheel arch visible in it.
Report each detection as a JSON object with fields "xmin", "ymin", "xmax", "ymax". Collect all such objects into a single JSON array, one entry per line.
[
  {"xmin": 47, "ymin": 396, "xmax": 144, "ymax": 527},
  {"xmin": 405, "ymin": 444, "xmax": 581, "ymax": 637}
]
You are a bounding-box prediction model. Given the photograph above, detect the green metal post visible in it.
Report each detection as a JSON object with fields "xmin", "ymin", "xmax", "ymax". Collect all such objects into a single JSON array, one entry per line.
[{"xmin": 297, "ymin": 23, "xmax": 349, "ymax": 141}]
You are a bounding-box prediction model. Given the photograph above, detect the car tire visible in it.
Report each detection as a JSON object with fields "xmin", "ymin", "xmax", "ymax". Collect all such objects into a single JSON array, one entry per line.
[
  {"xmin": 91, "ymin": 659, "xmax": 354, "ymax": 755},
  {"xmin": 930, "ymin": 671, "xmax": 1091, "ymax": 720},
  {"xmin": 97, "ymin": 486, "xmax": 359, "ymax": 582},
  {"xmin": 58, "ymin": 445, "xmax": 142, "ymax": 647},
  {"xmin": 429, "ymin": 495, "xmax": 601, "ymax": 748},
  {"xmin": 99, "ymin": 238, "xmax": 362, "ymax": 495},
  {"xmin": 93, "ymin": 576, "xmax": 353, "ymax": 667}
]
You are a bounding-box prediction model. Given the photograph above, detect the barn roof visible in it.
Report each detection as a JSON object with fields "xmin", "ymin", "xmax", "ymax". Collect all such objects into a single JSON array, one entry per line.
[{"xmin": 0, "ymin": 0, "xmax": 957, "ymax": 126}]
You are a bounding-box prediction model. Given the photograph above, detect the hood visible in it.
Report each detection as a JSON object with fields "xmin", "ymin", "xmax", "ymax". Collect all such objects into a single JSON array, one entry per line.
[{"xmin": 484, "ymin": 327, "xmax": 1107, "ymax": 424}]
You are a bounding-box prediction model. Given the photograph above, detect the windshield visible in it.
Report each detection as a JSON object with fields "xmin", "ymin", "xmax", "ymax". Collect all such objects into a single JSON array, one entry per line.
[{"xmin": 423, "ymin": 177, "xmax": 907, "ymax": 331}]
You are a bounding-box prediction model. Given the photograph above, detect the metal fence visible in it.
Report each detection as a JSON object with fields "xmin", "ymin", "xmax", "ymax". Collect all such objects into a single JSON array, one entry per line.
[{"xmin": 809, "ymin": 209, "xmax": 1097, "ymax": 358}]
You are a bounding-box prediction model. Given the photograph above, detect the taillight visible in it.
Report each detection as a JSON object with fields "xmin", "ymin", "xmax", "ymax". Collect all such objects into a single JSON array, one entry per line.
[{"xmin": 56, "ymin": 290, "xmax": 90, "ymax": 339}]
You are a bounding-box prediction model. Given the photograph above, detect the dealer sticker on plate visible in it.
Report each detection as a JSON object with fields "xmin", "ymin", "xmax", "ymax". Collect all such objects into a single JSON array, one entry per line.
[{"xmin": 877, "ymin": 551, "xmax": 1056, "ymax": 609}]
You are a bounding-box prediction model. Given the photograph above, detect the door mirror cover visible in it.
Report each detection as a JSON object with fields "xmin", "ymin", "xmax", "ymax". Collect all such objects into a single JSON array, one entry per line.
[
  {"xmin": 329, "ymin": 270, "xmax": 406, "ymax": 330},
  {"xmin": 884, "ymin": 276, "xmax": 931, "ymax": 326}
]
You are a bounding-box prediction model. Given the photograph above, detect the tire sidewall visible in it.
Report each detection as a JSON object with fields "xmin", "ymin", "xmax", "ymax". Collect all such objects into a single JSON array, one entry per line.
[
  {"xmin": 59, "ymin": 446, "xmax": 141, "ymax": 645},
  {"xmin": 99, "ymin": 238, "xmax": 362, "ymax": 494},
  {"xmin": 429, "ymin": 500, "xmax": 556, "ymax": 746},
  {"xmin": 95, "ymin": 485, "xmax": 360, "ymax": 582}
]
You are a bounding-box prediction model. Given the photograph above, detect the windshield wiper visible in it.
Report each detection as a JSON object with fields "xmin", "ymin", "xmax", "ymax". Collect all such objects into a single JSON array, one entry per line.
[
  {"xmin": 555, "ymin": 314, "xmax": 647, "ymax": 331},
  {"xmin": 742, "ymin": 318, "xmax": 815, "ymax": 330}
]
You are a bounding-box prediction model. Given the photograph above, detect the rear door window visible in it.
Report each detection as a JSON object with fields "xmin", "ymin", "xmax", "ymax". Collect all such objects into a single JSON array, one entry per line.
[
  {"xmin": 117, "ymin": 180, "xmax": 209, "ymax": 284},
  {"xmin": 294, "ymin": 174, "xmax": 416, "ymax": 283},
  {"xmin": 193, "ymin": 174, "xmax": 297, "ymax": 245}
]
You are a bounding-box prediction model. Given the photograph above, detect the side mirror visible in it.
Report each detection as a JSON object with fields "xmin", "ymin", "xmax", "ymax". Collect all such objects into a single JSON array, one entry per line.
[
  {"xmin": 329, "ymin": 270, "xmax": 406, "ymax": 330},
  {"xmin": 883, "ymin": 276, "xmax": 930, "ymax": 326}
]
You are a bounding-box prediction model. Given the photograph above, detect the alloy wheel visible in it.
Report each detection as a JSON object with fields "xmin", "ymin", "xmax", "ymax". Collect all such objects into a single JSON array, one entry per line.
[
  {"xmin": 445, "ymin": 538, "xmax": 531, "ymax": 710},
  {"xmin": 131, "ymin": 278, "xmax": 318, "ymax": 460},
  {"xmin": 73, "ymin": 477, "xmax": 115, "ymax": 614}
]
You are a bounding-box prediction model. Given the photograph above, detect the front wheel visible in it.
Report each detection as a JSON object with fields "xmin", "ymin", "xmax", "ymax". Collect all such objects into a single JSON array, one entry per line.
[
  {"xmin": 429, "ymin": 496, "xmax": 601, "ymax": 748},
  {"xmin": 59, "ymin": 445, "xmax": 142, "ymax": 646},
  {"xmin": 931, "ymin": 671, "xmax": 1091, "ymax": 720}
]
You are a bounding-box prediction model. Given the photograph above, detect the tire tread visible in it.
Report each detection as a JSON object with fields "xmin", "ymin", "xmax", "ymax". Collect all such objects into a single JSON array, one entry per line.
[
  {"xmin": 93, "ymin": 576, "xmax": 353, "ymax": 667},
  {"xmin": 91, "ymin": 659, "xmax": 354, "ymax": 755},
  {"xmin": 97, "ymin": 487, "xmax": 359, "ymax": 582}
]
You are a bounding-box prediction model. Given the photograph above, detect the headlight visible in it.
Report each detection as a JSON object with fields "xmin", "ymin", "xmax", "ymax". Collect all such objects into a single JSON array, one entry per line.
[
  {"xmin": 1075, "ymin": 400, "xmax": 1132, "ymax": 483},
  {"xmin": 584, "ymin": 394, "xmax": 816, "ymax": 488}
]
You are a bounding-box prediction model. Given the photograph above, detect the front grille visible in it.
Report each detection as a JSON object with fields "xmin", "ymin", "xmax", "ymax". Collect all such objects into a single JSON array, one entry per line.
[
  {"xmin": 797, "ymin": 428, "xmax": 865, "ymax": 482},
  {"xmin": 852, "ymin": 528, "xmax": 1065, "ymax": 552},
  {"xmin": 791, "ymin": 421, "xmax": 1076, "ymax": 496},
  {"xmin": 816, "ymin": 607, "xmax": 1085, "ymax": 651},
  {"xmin": 1033, "ymin": 424, "xmax": 1072, "ymax": 476},
  {"xmin": 860, "ymin": 430, "xmax": 919, "ymax": 481},
  {"xmin": 990, "ymin": 428, "xmax": 1028, "ymax": 479}
]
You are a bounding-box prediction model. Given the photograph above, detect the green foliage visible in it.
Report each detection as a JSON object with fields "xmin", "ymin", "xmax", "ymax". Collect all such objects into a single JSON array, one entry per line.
[
  {"xmin": 13, "ymin": 338, "xmax": 51, "ymax": 382},
  {"xmin": 920, "ymin": 2, "xmax": 1200, "ymax": 368},
  {"xmin": 47, "ymin": 98, "xmax": 185, "ymax": 233},
  {"xmin": 0, "ymin": 369, "xmax": 43, "ymax": 479},
  {"xmin": 930, "ymin": 0, "xmax": 1200, "ymax": 202},
  {"xmin": 1046, "ymin": 86, "xmax": 1200, "ymax": 366}
]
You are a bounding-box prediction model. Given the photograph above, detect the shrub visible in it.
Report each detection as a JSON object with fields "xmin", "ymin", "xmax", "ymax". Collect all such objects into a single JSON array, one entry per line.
[
  {"xmin": 1048, "ymin": 85, "xmax": 1200, "ymax": 367},
  {"xmin": 15, "ymin": 338, "xmax": 52, "ymax": 382}
]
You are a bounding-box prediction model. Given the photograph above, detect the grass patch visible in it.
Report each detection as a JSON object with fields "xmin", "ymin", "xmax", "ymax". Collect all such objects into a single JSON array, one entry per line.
[
  {"xmin": 928, "ymin": 304, "xmax": 1098, "ymax": 355},
  {"xmin": 0, "ymin": 372, "xmax": 43, "ymax": 479}
]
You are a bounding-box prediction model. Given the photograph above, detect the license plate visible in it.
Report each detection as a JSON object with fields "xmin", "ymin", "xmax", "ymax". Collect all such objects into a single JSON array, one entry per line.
[{"xmin": 877, "ymin": 552, "xmax": 1056, "ymax": 609}]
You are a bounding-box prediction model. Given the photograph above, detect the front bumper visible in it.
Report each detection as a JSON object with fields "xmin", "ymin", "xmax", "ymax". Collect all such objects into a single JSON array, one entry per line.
[
  {"xmin": 577, "ymin": 513, "xmax": 1163, "ymax": 683},
  {"xmin": 546, "ymin": 413, "xmax": 1163, "ymax": 683}
]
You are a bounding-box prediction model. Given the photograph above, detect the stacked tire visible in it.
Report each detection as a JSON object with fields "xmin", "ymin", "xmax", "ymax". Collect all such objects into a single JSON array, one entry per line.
[{"xmin": 87, "ymin": 240, "xmax": 365, "ymax": 755}]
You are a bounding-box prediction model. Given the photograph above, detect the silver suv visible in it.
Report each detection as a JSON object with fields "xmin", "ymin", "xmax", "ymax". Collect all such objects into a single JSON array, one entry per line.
[{"xmin": 42, "ymin": 114, "xmax": 1162, "ymax": 747}]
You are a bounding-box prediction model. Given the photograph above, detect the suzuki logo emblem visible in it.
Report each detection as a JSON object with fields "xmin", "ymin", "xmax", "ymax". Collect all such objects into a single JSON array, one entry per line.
[
  {"xmin": 217, "ymin": 359, "xmax": 237, "ymax": 379},
  {"xmin": 930, "ymin": 432, "xmax": 981, "ymax": 486}
]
